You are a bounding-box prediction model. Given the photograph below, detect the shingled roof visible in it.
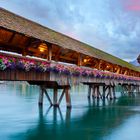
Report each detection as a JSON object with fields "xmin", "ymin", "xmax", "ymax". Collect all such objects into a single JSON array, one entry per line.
[{"xmin": 0, "ymin": 8, "xmax": 140, "ymax": 72}]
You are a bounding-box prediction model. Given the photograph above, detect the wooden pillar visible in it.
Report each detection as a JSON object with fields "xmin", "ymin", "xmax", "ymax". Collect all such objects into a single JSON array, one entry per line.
[
  {"xmin": 116, "ymin": 67, "xmax": 121, "ymax": 74},
  {"xmin": 65, "ymin": 87, "xmax": 71, "ymax": 108},
  {"xmin": 53, "ymin": 107, "xmax": 57, "ymax": 122},
  {"xmin": 38, "ymin": 86, "xmax": 44, "ymax": 106},
  {"xmin": 96, "ymin": 86, "xmax": 100, "ymax": 99},
  {"xmin": 92, "ymin": 86, "xmax": 95, "ymax": 98},
  {"xmin": 121, "ymin": 85, "xmax": 125, "ymax": 95},
  {"xmin": 112, "ymin": 86, "xmax": 116, "ymax": 99},
  {"xmin": 102, "ymin": 86, "xmax": 106, "ymax": 99},
  {"xmin": 65, "ymin": 108, "xmax": 71, "ymax": 122},
  {"xmin": 48, "ymin": 43, "xmax": 52, "ymax": 61},
  {"xmin": 128, "ymin": 85, "xmax": 131, "ymax": 96},
  {"xmin": 98, "ymin": 60, "xmax": 103, "ymax": 70},
  {"xmin": 136, "ymin": 86, "xmax": 140, "ymax": 93},
  {"xmin": 109, "ymin": 86, "xmax": 113, "ymax": 100},
  {"xmin": 22, "ymin": 49, "xmax": 27, "ymax": 56},
  {"xmin": 78, "ymin": 53, "xmax": 82, "ymax": 66},
  {"xmin": 53, "ymin": 88, "xmax": 58, "ymax": 107},
  {"xmin": 88, "ymin": 85, "xmax": 92, "ymax": 99},
  {"xmin": 124, "ymin": 69, "xmax": 128, "ymax": 75}
]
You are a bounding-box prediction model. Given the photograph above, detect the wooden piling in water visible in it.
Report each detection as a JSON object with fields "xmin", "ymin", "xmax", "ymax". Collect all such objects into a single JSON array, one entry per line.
[
  {"xmin": 38, "ymin": 86, "xmax": 44, "ymax": 106},
  {"xmin": 53, "ymin": 88, "xmax": 58, "ymax": 107},
  {"xmin": 29, "ymin": 81, "xmax": 71, "ymax": 108},
  {"xmin": 88, "ymin": 85, "xmax": 92, "ymax": 99},
  {"xmin": 65, "ymin": 87, "xmax": 72, "ymax": 108}
]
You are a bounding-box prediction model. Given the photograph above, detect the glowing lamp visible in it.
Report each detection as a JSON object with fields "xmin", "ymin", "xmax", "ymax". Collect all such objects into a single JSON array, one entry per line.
[
  {"xmin": 84, "ymin": 59, "xmax": 88, "ymax": 63},
  {"xmin": 107, "ymin": 65, "xmax": 110, "ymax": 68},
  {"xmin": 38, "ymin": 43, "xmax": 47, "ymax": 52}
]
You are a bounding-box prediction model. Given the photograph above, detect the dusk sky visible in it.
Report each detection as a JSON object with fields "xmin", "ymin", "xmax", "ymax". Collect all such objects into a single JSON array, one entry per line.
[{"xmin": 0, "ymin": 0, "xmax": 140, "ymax": 61}]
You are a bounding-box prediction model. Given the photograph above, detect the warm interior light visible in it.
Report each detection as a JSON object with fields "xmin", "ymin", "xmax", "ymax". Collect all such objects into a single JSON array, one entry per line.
[
  {"xmin": 84, "ymin": 59, "xmax": 88, "ymax": 63},
  {"xmin": 107, "ymin": 65, "xmax": 110, "ymax": 68},
  {"xmin": 39, "ymin": 47, "xmax": 45, "ymax": 52},
  {"xmin": 83, "ymin": 58, "xmax": 90, "ymax": 63},
  {"xmin": 38, "ymin": 43, "xmax": 47, "ymax": 52}
]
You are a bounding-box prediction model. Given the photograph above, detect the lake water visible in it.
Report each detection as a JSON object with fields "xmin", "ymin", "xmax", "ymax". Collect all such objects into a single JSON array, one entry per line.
[{"xmin": 0, "ymin": 82, "xmax": 140, "ymax": 140}]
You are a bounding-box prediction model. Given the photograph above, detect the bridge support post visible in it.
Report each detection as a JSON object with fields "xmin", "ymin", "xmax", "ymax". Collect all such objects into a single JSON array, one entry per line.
[
  {"xmin": 136, "ymin": 85, "xmax": 140, "ymax": 93},
  {"xmin": 38, "ymin": 86, "xmax": 44, "ymax": 106},
  {"xmin": 53, "ymin": 88, "xmax": 58, "ymax": 107},
  {"xmin": 109, "ymin": 86, "xmax": 113, "ymax": 100},
  {"xmin": 96, "ymin": 86, "xmax": 100, "ymax": 99},
  {"xmin": 112, "ymin": 86, "xmax": 116, "ymax": 99},
  {"xmin": 102, "ymin": 86, "xmax": 106, "ymax": 99},
  {"xmin": 92, "ymin": 86, "xmax": 95, "ymax": 98},
  {"xmin": 128, "ymin": 85, "xmax": 131, "ymax": 96},
  {"xmin": 88, "ymin": 85, "xmax": 92, "ymax": 99},
  {"xmin": 106, "ymin": 85, "xmax": 113, "ymax": 100},
  {"xmin": 65, "ymin": 87, "xmax": 72, "ymax": 108}
]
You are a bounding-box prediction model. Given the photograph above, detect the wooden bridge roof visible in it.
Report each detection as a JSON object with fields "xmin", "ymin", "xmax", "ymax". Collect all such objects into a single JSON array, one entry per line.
[{"xmin": 0, "ymin": 8, "xmax": 140, "ymax": 72}]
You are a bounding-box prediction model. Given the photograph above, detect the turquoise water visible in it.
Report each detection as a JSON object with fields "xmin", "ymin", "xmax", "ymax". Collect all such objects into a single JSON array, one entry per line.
[{"xmin": 0, "ymin": 82, "xmax": 140, "ymax": 140}]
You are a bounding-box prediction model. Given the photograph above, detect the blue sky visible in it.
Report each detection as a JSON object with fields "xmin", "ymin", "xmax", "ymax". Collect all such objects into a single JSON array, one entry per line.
[{"xmin": 0, "ymin": 0, "xmax": 140, "ymax": 61}]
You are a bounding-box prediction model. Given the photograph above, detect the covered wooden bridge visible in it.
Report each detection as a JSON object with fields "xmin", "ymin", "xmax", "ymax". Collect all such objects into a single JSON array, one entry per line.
[{"xmin": 0, "ymin": 8, "xmax": 140, "ymax": 108}]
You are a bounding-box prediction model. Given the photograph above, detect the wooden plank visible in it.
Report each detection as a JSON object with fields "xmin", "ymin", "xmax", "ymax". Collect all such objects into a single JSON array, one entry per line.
[{"xmin": 8, "ymin": 32, "xmax": 16, "ymax": 43}]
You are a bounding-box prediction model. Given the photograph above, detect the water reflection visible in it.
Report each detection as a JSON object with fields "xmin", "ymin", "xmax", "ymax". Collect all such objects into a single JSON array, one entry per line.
[
  {"xmin": 21, "ymin": 97, "xmax": 138, "ymax": 140},
  {"xmin": 0, "ymin": 82, "xmax": 140, "ymax": 140}
]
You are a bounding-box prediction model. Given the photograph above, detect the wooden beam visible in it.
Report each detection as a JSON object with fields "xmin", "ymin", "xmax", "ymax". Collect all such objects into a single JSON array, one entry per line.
[
  {"xmin": 8, "ymin": 32, "xmax": 16, "ymax": 43},
  {"xmin": 59, "ymin": 55, "xmax": 77, "ymax": 62},
  {"xmin": 22, "ymin": 38, "xmax": 36, "ymax": 56},
  {"xmin": 98, "ymin": 60, "xmax": 103, "ymax": 70},
  {"xmin": 116, "ymin": 66, "xmax": 121, "ymax": 74},
  {"xmin": 55, "ymin": 47, "xmax": 62, "ymax": 61},
  {"xmin": 124, "ymin": 69, "xmax": 128, "ymax": 75}
]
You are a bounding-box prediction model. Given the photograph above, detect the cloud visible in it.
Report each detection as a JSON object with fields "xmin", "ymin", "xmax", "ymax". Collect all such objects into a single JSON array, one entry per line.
[
  {"xmin": 0, "ymin": 0, "xmax": 140, "ymax": 61},
  {"xmin": 123, "ymin": 0, "xmax": 140, "ymax": 11}
]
